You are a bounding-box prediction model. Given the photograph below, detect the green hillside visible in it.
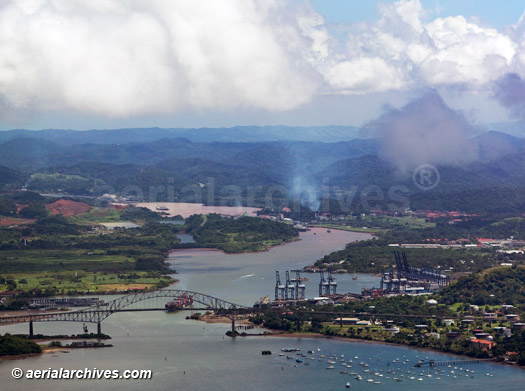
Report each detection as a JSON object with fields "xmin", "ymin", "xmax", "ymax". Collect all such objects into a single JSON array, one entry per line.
[{"xmin": 436, "ymin": 266, "xmax": 525, "ymax": 306}]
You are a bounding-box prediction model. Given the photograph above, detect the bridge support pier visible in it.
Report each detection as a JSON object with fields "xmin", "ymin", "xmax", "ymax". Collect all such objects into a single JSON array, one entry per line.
[
  {"xmin": 97, "ymin": 321, "xmax": 101, "ymax": 335},
  {"xmin": 29, "ymin": 320, "xmax": 33, "ymax": 337}
]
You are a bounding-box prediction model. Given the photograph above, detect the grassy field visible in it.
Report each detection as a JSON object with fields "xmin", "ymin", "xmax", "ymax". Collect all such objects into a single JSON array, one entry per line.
[
  {"xmin": 0, "ymin": 249, "xmax": 134, "ymax": 273},
  {"xmin": 390, "ymin": 216, "xmax": 436, "ymax": 228},
  {"xmin": 312, "ymin": 215, "xmax": 435, "ymax": 234},
  {"xmin": 1, "ymin": 270, "xmax": 171, "ymax": 294},
  {"xmin": 74, "ymin": 208, "xmax": 121, "ymax": 223},
  {"xmin": 0, "ymin": 249, "xmax": 174, "ymax": 295}
]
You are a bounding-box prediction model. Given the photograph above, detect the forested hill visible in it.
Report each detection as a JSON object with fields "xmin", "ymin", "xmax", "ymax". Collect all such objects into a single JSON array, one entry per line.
[
  {"xmin": 3, "ymin": 130, "xmax": 525, "ymax": 215},
  {"xmin": 185, "ymin": 214, "xmax": 299, "ymax": 253},
  {"xmin": 435, "ymin": 266, "xmax": 525, "ymax": 306}
]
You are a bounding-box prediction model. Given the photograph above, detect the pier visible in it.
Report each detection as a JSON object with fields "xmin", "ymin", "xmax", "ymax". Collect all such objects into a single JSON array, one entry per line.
[{"xmin": 415, "ymin": 359, "xmax": 488, "ymax": 367}]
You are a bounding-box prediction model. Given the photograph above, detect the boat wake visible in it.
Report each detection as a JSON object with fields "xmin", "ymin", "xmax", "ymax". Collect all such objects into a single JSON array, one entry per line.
[{"xmin": 231, "ymin": 274, "xmax": 255, "ymax": 284}]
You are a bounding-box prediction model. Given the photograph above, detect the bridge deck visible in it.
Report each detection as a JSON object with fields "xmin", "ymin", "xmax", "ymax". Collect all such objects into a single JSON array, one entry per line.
[{"xmin": 0, "ymin": 289, "xmax": 247, "ymax": 325}]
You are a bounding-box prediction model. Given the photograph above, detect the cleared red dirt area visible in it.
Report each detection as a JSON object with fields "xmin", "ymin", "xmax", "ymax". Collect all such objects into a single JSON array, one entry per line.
[
  {"xmin": 0, "ymin": 218, "xmax": 35, "ymax": 226},
  {"xmin": 46, "ymin": 199, "xmax": 91, "ymax": 217}
]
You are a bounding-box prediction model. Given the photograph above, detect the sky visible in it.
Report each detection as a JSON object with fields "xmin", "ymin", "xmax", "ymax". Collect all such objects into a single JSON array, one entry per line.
[{"xmin": 0, "ymin": 0, "xmax": 524, "ymax": 131}]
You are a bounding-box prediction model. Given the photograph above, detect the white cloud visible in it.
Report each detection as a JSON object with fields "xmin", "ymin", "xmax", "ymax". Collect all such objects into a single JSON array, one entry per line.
[
  {"xmin": 0, "ymin": 0, "xmax": 523, "ymax": 122},
  {"xmin": 0, "ymin": 0, "xmax": 319, "ymax": 118},
  {"xmin": 324, "ymin": 57, "xmax": 404, "ymax": 94},
  {"xmin": 421, "ymin": 16, "xmax": 515, "ymax": 85},
  {"xmin": 321, "ymin": 0, "xmax": 519, "ymax": 94}
]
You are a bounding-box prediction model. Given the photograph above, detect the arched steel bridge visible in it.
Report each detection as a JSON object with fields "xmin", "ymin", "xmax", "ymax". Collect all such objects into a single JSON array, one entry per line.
[{"xmin": 0, "ymin": 290, "xmax": 249, "ymax": 335}]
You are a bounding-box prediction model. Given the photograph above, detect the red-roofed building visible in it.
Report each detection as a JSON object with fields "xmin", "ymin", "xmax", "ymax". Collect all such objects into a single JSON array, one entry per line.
[{"xmin": 471, "ymin": 339, "xmax": 496, "ymax": 351}]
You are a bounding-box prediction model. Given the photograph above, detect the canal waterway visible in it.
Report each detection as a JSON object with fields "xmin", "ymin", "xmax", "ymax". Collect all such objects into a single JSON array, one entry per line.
[{"xmin": 1, "ymin": 228, "xmax": 524, "ymax": 390}]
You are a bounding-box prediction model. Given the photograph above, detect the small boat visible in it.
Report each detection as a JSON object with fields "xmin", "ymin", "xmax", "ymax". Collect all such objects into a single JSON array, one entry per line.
[
  {"xmin": 326, "ymin": 365, "xmax": 335, "ymax": 370},
  {"xmin": 353, "ymin": 271, "xmax": 357, "ymax": 280},
  {"xmin": 281, "ymin": 348, "xmax": 300, "ymax": 352},
  {"xmin": 346, "ymin": 382, "xmax": 351, "ymax": 388},
  {"xmin": 296, "ymin": 358, "xmax": 303, "ymax": 363}
]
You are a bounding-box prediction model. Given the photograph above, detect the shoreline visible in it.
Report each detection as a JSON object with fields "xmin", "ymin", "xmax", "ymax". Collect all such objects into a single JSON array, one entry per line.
[
  {"xmin": 256, "ymin": 332, "xmax": 524, "ymax": 369},
  {"xmin": 168, "ymin": 225, "xmax": 367, "ymax": 259},
  {"xmin": 0, "ymin": 347, "xmax": 71, "ymax": 361},
  {"xmin": 194, "ymin": 315, "xmax": 523, "ymax": 369},
  {"xmin": 0, "ymin": 280, "xmax": 180, "ymax": 304},
  {"xmin": 168, "ymin": 237, "xmax": 301, "ymax": 257}
]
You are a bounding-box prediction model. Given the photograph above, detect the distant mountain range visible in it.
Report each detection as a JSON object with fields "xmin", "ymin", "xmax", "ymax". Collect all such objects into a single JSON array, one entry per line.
[
  {"xmin": 0, "ymin": 125, "xmax": 362, "ymax": 145},
  {"xmin": 1, "ymin": 128, "xmax": 525, "ymax": 214}
]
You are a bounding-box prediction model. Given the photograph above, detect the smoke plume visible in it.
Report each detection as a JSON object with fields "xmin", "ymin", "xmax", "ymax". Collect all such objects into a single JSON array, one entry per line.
[
  {"xmin": 364, "ymin": 90, "xmax": 479, "ymax": 172},
  {"xmin": 493, "ymin": 73, "xmax": 525, "ymax": 120}
]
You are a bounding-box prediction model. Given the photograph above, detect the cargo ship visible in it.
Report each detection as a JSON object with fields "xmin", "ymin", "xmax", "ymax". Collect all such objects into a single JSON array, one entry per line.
[{"xmin": 165, "ymin": 293, "xmax": 193, "ymax": 311}]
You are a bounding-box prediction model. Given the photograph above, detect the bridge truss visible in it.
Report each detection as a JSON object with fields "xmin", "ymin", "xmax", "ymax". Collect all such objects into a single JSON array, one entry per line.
[{"xmin": 0, "ymin": 289, "xmax": 247, "ymax": 333}]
